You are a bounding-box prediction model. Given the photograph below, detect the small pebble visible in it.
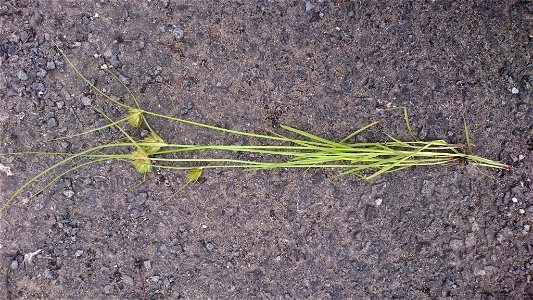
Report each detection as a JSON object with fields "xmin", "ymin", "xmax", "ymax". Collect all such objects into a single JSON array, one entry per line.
[
  {"xmin": 371, "ymin": 182, "xmax": 388, "ymax": 195},
  {"xmin": 163, "ymin": 278, "xmax": 171, "ymax": 288},
  {"xmin": 134, "ymin": 192, "xmax": 148, "ymax": 206},
  {"xmin": 103, "ymin": 49, "xmax": 113, "ymax": 59},
  {"xmin": 81, "ymin": 96, "xmax": 92, "ymax": 106},
  {"xmin": 17, "ymin": 70, "xmax": 28, "ymax": 81},
  {"xmin": 512, "ymin": 197, "xmax": 518, "ymax": 203},
  {"xmin": 511, "ymin": 186, "xmax": 520, "ymax": 194},
  {"xmin": 35, "ymin": 57, "xmax": 46, "ymax": 65},
  {"xmin": 171, "ymin": 26, "xmax": 184, "ymax": 40},
  {"xmin": 151, "ymin": 275, "xmax": 160, "ymax": 282},
  {"xmin": 9, "ymin": 33, "xmax": 19, "ymax": 43},
  {"xmin": 10, "ymin": 260, "xmax": 18, "ymax": 270},
  {"xmin": 103, "ymin": 285, "xmax": 113, "ymax": 294},
  {"xmin": 122, "ymin": 275, "xmax": 134, "ymax": 286},
  {"xmin": 19, "ymin": 31, "xmax": 29, "ymax": 43},
  {"xmin": 421, "ymin": 180, "xmax": 435, "ymax": 195},
  {"xmin": 60, "ymin": 141, "xmax": 70, "ymax": 150},
  {"xmin": 46, "ymin": 61, "xmax": 56, "ymax": 70},
  {"xmin": 465, "ymin": 233, "xmax": 476, "ymax": 248},
  {"xmin": 449, "ymin": 239, "xmax": 464, "ymax": 251},
  {"xmin": 511, "ymin": 87, "xmax": 519, "ymax": 94},
  {"xmin": 206, "ymin": 242, "xmax": 215, "ymax": 252},
  {"xmin": 36, "ymin": 68, "xmax": 47, "ymax": 78},
  {"xmin": 496, "ymin": 227, "xmax": 513, "ymax": 242},
  {"xmin": 43, "ymin": 268, "xmax": 54, "ymax": 279},
  {"xmin": 63, "ymin": 190, "xmax": 75, "ymax": 198},
  {"xmin": 130, "ymin": 209, "xmax": 141, "ymax": 218},
  {"xmin": 519, "ymin": 209, "xmax": 525, "ymax": 214},
  {"xmin": 30, "ymin": 11, "xmax": 43, "ymax": 26},
  {"xmin": 31, "ymin": 82, "xmax": 46, "ymax": 92},
  {"xmin": 82, "ymin": 15, "xmax": 91, "ymax": 25},
  {"xmin": 305, "ymin": 1, "xmax": 314, "ymax": 11},
  {"xmin": 143, "ymin": 260, "xmax": 152, "ymax": 270},
  {"xmin": 47, "ymin": 117, "xmax": 58, "ymax": 128},
  {"xmin": 170, "ymin": 244, "xmax": 183, "ymax": 254},
  {"xmin": 178, "ymin": 225, "xmax": 189, "ymax": 238},
  {"xmin": 375, "ymin": 198, "xmax": 383, "ymax": 206},
  {"xmin": 74, "ymin": 250, "xmax": 83, "ymax": 257}
]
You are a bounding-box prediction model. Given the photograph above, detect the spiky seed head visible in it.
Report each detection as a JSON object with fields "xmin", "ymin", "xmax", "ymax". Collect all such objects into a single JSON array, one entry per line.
[
  {"xmin": 131, "ymin": 149, "xmax": 152, "ymax": 174},
  {"xmin": 187, "ymin": 167, "xmax": 203, "ymax": 183},
  {"xmin": 127, "ymin": 108, "xmax": 143, "ymax": 127},
  {"xmin": 142, "ymin": 133, "xmax": 166, "ymax": 154}
]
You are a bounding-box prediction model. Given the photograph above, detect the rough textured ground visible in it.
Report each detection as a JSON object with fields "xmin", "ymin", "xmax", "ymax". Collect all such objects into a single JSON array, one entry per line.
[{"xmin": 0, "ymin": 1, "xmax": 531, "ymax": 299}]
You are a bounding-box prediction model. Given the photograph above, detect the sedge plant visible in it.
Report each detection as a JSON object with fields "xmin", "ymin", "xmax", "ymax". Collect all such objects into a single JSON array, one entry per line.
[{"xmin": 0, "ymin": 41, "xmax": 510, "ymax": 214}]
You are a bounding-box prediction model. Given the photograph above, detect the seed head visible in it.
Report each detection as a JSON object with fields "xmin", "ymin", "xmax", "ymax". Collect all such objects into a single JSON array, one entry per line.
[
  {"xmin": 142, "ymin": 133, "xmax": 166, "ymax": 154},
  {"xmin": 127, "ymin": 108, "xmax": 143, "ymax": 127},
  {"xmin": 131, "ymin": 149, "xmax": 152, "ymax": 174}
]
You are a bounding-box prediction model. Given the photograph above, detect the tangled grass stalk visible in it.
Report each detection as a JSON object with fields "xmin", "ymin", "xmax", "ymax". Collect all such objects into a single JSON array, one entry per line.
[{"xmin": 0, "ymin": 41, "xmax": 510, "ymax": 214}]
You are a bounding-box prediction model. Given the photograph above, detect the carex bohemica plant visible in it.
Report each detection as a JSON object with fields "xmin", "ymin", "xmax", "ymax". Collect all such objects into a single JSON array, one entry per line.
[{"xmin": 0, "ymin": 41, "xmax": 510, "ymax": 214}]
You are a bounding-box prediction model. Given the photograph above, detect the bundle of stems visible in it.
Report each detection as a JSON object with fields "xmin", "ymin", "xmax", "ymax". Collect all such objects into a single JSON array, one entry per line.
[{"xmin": 0, "ymin": 42, "xmax": 510, "ymax": 213}]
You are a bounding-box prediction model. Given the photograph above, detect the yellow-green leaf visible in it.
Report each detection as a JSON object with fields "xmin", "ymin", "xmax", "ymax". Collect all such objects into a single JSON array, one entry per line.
[{"xmin": 187, "ymin": 167, "xmax": 203, "ymax": 183}]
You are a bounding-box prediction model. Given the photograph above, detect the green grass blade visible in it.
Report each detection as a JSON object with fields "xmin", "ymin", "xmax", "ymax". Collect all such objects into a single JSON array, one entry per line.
[
  {"xmin": 280, "ymin": 125, "xmax": 345, "ymax": 148},
  {"xmin": 340, "ymin": 121, "xmax": 381, "ymax": 143},
  {"xmin": 45, "ymin": 115, "xmax": 130, "ymax": 142},
  {"xmin": 28, "ymin": 157, "xmax": 112, "ymax": 200},
  {"xmin": 53, "ymin": 41, "xmax": 132, "ymax": 110},
  {"xmin": 464, "ymin": 119, "xmax": 472, "ymax": 154}
]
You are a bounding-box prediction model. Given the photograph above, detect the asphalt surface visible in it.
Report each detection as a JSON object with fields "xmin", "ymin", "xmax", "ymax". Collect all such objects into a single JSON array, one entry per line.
[{"xmin": 0, "ymin": 1, "xmax": 531, "ymax": 299}]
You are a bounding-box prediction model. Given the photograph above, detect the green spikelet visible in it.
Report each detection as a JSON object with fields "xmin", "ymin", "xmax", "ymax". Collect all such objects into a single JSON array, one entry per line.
[
  {"xmin": 127, "ymin": 108, "xmax": 143, "ymax": 127},
  {"xmin": 187, "ymin": 167, "xmax": 203, "ymax": 183},
  {"xmin": 142, "ymin": 133, "xmax": 166, "ymax": 154},
  {"xmin": 131, "ymin": 149, "xmax": 152, "ymax": 174}
]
